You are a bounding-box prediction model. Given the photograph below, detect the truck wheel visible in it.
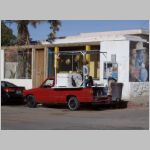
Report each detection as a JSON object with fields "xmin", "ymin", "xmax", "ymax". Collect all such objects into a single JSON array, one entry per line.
[
  {"xmin": 27, "ymin": 95, "xmax": 37, "ymax": 108},
  {"xmin": 67, "ymin": 97, "xmax": 80, "ymax": 111}
]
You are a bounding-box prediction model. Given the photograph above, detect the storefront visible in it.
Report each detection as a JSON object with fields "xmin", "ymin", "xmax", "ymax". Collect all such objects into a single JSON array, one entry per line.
[{"xmin": 1, "ymin": 29, "xmax": 149, "ymax": 101}]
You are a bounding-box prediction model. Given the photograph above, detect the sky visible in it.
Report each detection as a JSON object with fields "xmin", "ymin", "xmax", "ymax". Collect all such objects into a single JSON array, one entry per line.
[{"xmin": 7, "ymin": 20, "xmax": 149, "ymax": 41}]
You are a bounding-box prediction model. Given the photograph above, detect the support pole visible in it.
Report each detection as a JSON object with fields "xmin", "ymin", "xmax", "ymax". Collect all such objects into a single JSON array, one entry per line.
[
  {"xmin": 85, "ymin": 45, "xmax": 91, "ymax": 74},
  {"xmin": 44, "ymin": 47, "xmax": 48, "ymax": 79},
  {"xmin": 54, "ymin": 46, "xmax": 59, "ymax": 86},
  {"xmin": 32, "ymin": 48, "xmax": 36, "ymax": 88},
  {"xmin": 85, "ymin": 45, "xmax": 91, "ymax": 63}
]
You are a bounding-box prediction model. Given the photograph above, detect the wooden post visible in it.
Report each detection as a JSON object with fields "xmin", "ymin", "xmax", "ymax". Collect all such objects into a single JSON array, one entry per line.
[
  {"xmin": 54, "ymin": 47, "xmax": 59, "ymax": 85},
  {"xmin": 44, "ymin": 46, "xmax": 48, "ymax": 79},
  {"xmin": 32, "ymin": 48, "xmax": 36, "ymax": 88},
  {"xmin": 54, "ymin": 47, "xmax": 59, "ymax": 69}
]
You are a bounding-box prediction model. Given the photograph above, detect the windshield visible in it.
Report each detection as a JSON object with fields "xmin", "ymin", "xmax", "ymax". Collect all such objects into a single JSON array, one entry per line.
[{"xmin": 42, "ymin": 79, "xmax": 54, "ymax": 87}]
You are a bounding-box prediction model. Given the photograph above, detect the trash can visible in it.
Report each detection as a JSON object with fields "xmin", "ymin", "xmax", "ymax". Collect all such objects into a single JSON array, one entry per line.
[
  {"xmin": 107, "ymin": 77, "xmax": 117, "ymax": 95},
  {"xmin": 111, "ymin": 83, "xmax": 123, "ymax": 101}
]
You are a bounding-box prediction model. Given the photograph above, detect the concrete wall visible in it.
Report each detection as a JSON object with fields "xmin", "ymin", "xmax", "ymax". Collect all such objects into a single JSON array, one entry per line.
[
  {"xmin": 130, "ymin": 82, "xmax": 149, "ymax": 105},
  {"xmin": 100, "ymin": 40, "xmax": 130, "ymax": 100},
  {"xmin": 130, "ymin": 82, "xmax": 149, "ymax": 97}
]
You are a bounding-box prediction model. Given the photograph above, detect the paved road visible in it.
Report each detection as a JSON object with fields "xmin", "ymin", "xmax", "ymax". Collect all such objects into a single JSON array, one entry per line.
[{"xmin": 1, "ymin": 105, "xmax": 149, "ymax": 130}]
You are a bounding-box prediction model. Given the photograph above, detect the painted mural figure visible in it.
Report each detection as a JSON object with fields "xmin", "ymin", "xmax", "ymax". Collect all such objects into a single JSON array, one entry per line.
[
  {"xmin": 135, "ymin": 50, "xmax": 148, "ymax": 82},
  {"xmin": 139, "ymin": 63, "xmax": 148, "ymax": 82},
  {"xmin": 135, "ymin": 50, "xmax": 144, "ymax": 68},
  {"xmin": 130, "ymin": 42, "xmax": 149, "ymax": 82}
]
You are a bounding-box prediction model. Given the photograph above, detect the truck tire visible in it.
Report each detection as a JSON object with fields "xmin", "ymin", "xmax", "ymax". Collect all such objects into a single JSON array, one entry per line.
[
  {"xmin": 67, "ymin": 96, "xmax": 80, "ymax": 111},
  {"xmin": 27, "ymin": 95, "xmax": 37, "ymax": 108}
]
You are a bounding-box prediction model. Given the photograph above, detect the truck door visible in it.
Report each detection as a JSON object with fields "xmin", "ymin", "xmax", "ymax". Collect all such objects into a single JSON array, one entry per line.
[{"xmin": 37, "ymin": 79, "xmax": 57, "ymax": 103}]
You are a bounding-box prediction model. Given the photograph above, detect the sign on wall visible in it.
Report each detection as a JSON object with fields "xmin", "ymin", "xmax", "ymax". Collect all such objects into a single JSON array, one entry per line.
[{"xmin": 103, "ymin": 62, "xmax": 118, "ymax": 80}]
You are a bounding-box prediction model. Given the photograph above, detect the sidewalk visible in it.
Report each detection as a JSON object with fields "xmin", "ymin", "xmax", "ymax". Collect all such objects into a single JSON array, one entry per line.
[{"xmin": 127, "ymin": 97, "xmax": 149, "ymax": 108}]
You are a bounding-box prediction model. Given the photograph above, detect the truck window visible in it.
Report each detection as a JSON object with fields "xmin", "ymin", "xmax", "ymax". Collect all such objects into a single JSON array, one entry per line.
[{"xmin": 42, "ymin": 79, "xmax": 54, "ymax": 87}]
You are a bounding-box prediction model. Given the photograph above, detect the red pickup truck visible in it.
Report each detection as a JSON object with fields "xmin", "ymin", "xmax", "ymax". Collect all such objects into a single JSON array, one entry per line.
[{"xmin": 23, "ymin": 77, "xmax": 112, "ymax": 110}]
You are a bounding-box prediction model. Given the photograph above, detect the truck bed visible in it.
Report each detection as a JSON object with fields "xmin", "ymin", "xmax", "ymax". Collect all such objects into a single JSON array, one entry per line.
[{"xmin": 52, "ymin": 86, "xmax": 83, "ymax": 89}]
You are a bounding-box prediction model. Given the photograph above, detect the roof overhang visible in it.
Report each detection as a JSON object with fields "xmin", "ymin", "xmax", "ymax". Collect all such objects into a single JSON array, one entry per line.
[{"xmin": 1, "ymin": 29, "xmax": 148, "ymax": 50}]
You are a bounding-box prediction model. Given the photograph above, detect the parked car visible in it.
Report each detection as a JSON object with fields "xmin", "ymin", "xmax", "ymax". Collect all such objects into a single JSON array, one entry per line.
[{"xmin": 1, "ymin": 81, "xmax": 25, "ymax": 105}]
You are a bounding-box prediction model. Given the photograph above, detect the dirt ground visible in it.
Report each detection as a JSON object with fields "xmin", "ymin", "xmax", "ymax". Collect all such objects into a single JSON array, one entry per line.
[{"xmin": 1, "ymin": 104, "xmax": 149, "ymax": 130}]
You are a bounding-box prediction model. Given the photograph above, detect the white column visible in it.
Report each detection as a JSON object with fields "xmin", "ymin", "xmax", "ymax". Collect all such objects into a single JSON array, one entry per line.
[
  {"xmin": 0, "ymin": 49, "xmax": 4, "ymax": 80},
  {"xmin": 100, "ymin": 40, "xmax": 131, "ymax": 100}
]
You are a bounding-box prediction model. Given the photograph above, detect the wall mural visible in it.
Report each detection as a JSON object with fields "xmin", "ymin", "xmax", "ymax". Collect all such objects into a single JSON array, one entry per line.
[{"xmin": 129, "ymin": 42, "xmax": 149, "ymax": 82}]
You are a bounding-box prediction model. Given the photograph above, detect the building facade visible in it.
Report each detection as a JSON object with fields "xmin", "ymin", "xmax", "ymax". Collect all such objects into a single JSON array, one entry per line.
[{"xmin": 1, "ymin": 29, "xmax": 149, "ymax": 102}]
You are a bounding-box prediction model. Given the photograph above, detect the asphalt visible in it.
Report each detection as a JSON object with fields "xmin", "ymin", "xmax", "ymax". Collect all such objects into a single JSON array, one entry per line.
[{"xmin": 1, "ymin": 104, "xmax": 149, "ymax": 130}]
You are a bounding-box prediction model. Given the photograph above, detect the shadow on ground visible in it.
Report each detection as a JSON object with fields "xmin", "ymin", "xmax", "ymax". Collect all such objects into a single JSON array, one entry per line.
[
  {"xmin": 40, "ymin": 101, "xmax": 128, "ymax": 111},
  {"xmin": 1, "ymin": 100, "xmax": 25, "ymax": 106},
  {"xmin": 1, "ymin": 100, "xmax": 129, "ymax": 111}
]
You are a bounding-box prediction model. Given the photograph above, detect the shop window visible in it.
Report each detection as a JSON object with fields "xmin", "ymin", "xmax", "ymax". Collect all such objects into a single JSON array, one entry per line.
[
  {"xmin": 58, "ymin": 52, "xmax": 100, "ymax": 79},
  {"xmin": 58, "ymin": 54, "xmax": 83, "ymax": 73},
  {"xmin": 4, "ymin": 49, "xmax": 32, "ymax": 79},
  {"xmin": 52, "ymin": 45, "xmax": 100, "ymax": 79}
]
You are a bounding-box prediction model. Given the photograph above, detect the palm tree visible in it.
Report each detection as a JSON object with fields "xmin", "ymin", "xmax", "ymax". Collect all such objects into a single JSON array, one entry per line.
[
  {"xmin": 47, "ymin": 20, "xmax": 61, "ymax": 42},
  {"xmin": 5, "ymin": 20, "xmax": 61, "ymax": 45},
  {"xmin": 16, "ymin": 20, "xmax": 31, "ymax": 45}
]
